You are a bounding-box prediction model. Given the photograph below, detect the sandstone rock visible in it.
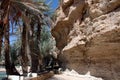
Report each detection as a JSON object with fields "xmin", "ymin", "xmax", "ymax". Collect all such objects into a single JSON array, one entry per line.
[{"xmin": 52, "ymin": 0, "xmax": 120, "ymax": 80}]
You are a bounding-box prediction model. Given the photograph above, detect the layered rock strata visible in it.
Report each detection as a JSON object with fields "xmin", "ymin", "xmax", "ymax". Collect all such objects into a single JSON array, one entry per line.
[{"xmin": 52, "ymin": 0, "xmax": 120, "ymax": 80}]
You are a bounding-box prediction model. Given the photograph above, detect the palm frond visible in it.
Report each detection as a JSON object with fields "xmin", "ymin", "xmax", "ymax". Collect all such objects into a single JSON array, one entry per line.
[{"xmin": 11, "ymin": 1, "xmax": 47, "ymax": 18}]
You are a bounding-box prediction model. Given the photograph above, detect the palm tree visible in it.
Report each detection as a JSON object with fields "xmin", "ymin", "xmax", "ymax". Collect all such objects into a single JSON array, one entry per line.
[
  {"xmin": 20, "ymin": 22, "xmax": 29, "ymax": 74},
  {"xmin": 28, "ymin": 22, "xmax": 41, "ymax": 72},
  {"xmin": 33, "ymin": 23, "xmax": 42, "ymax": 72},
  {"xmin": 0, "ymin": 0, "xmax": 50, "ymax": 75},
  {"xmin": 0, "ymin": 0, "xmax": 20, "ymax": 75}
]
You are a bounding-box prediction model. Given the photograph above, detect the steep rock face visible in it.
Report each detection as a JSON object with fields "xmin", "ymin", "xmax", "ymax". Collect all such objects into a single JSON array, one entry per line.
[{"xmin": 52, "ymin": 0, "xmax": 120, "ymax": 80}]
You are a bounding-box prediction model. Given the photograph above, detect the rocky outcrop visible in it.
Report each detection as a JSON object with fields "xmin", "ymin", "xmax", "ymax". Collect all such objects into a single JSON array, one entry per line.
[{"xmin": 51, "ymin": 0, "xmax": 120, "ymax": 80}]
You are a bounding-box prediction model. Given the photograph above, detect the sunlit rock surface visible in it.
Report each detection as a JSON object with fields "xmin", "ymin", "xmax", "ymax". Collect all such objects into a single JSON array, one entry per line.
[
  {"xmin": 48, "ymin": 69, "xmax": 103, "ymax": 80},
  {"xmin": 52, "ymin": 0, "xmax": 120, "ymax": 80}
]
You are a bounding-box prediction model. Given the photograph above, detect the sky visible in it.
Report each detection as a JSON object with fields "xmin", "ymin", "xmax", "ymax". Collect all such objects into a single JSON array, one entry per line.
[
  {"xmin": 49, "ymin": 0, "xmax": 59, "ymax": 10},
  {"xmin": 45, "ymin": 0, "xmax": 59, "ymax": 12},
  {"xmin": 10, "ymin": 0, "xmax": 59, "ymax": 44}
]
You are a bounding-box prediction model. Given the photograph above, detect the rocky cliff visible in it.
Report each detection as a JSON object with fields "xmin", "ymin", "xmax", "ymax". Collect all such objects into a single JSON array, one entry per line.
[{"xmin": 51, "ymin": 0, "xmax": 120, "ymax": 80}]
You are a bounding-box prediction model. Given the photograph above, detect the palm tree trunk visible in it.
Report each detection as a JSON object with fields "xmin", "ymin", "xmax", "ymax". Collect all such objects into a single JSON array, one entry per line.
[
  {"xmin": 2, "ymin": 0, "xmax": 20, "ymax": 75},
  {"xmin": 30, "ymin": 23, "xmax": 42, "ymax": 72},
  {"xmin": 4, "ymin": 23, "xmax": 11, "ymax": 75},
  {"xmin": 0, "ymin": 22, "xmax": 4, "ymax": 56},
  {"xmin": 4, "ymin": 22, "xmax": 20, "ymax": 75},
  {"xmin": 36, "ymin": 23, "xmax": 43, "ymax": 71},
  {"xmin": 0, "ymin": 0, "xmax": 9, "ymax": 57},
  {"xmin": 37, "ymin": 24, "xmax": 41, "ymax": 41},
  {"xmin": 21, "ymin": 23, "xmax": 29, "ymax": 74},
  {"xmin": 29, "ymin": 25, "xmax": 39, "ymax": 72},
  {"xmin": 3, "ymin": 0, "xmax": 13, "ymax": 75}
]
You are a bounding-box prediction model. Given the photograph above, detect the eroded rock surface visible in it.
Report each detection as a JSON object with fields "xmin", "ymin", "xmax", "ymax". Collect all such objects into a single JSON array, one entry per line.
[{"xmin": 52, "ymin": 0, "xmax": 120, "ymax": 80}]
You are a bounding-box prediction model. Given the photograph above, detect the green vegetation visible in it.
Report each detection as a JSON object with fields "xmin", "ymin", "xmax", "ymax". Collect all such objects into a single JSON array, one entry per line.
[
  {"xmin": 0, "ymin": 0, "xmax": 57, "ymax": 75},
  {"xmin": 39, "ymin": 26, "xmax": 55, "ymax": 56}
]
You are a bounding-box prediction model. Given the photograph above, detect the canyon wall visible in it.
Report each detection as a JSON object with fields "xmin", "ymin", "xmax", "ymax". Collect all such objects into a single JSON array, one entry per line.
[{"xmin": 52, "ymin": 0, "xmax": 120, "ymax": 80}]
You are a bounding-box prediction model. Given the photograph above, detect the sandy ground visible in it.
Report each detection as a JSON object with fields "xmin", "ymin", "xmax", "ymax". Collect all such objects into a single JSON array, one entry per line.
[
  {"xmin": 48, "ymin": 69, "xmax": 103, "ymax": 80},
  {"xmin": 0, "ymin": 68, "xmax": 103, "ymax": 80},
  {"xmin": 48, "ymin": 74, "xmax": 103, "ymax": 80}
]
